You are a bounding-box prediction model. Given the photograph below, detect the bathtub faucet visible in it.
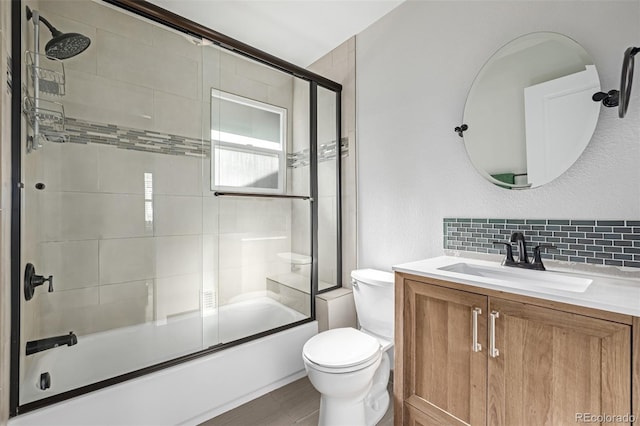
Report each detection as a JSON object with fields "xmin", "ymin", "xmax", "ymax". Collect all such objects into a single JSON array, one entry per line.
[{"xmin": 26, "ymin": 332, "xmax": 77, "ymax": 356}]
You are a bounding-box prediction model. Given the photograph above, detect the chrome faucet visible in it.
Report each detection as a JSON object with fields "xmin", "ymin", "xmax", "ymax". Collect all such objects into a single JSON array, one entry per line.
[
  {"xmin": 493, "ymin": 232, "xmax": 556, "ymax": 271},
  {"xmin": 26, "ymin": 332, "xmax": 77, "ymax": 355}
]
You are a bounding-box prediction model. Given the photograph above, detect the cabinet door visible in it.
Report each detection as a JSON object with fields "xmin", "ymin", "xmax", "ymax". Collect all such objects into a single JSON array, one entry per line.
[
  {"xmin": 404, "ymin": 280, "xmax": 487, "ymax": 426},
  {"xmin": 488, "ymin": 298, "xmax": 631, "ymax": 426},
  {"xmin": 404, "ymin": 401, "xmax": 450, "ymax": 426}
]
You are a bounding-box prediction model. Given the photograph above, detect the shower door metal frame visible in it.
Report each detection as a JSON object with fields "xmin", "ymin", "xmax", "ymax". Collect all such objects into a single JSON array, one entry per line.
[
  {"xmin": 9, "ymin": 0, "xmax": 343, "ymax": 416},
  {"xmin": 310, "ymin": 83, "xmax": 319, "ymax": 314},
  {"xmin": 9, "ymin": 0, "xmax": 23, "ymax": 417}
]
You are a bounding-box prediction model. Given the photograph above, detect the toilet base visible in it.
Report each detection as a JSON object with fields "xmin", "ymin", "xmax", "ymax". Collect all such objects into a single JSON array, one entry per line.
[
  {"xmin": 317, "ymin": 389, "xmax": 390, "ymax": 426},
  {"xmin": 319, "ymin": 394, "xmax": 367, "ymax": 426},
  {"xmin": 316, "ymin": 352, "xmax": 391, "ymax": 426},
  {"xmin": 364, "ymin": 387, "xmax": 389, "ymax": 426},
  {"xmin": 364, "ymin": 351, "xmax": 391, "ymax": 425}
]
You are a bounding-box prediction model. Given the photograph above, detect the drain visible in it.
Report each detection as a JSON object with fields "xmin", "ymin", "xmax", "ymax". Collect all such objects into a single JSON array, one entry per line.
[{"xmin": 39, "ymin": 372, "xmax": 51, "ymax": 390}]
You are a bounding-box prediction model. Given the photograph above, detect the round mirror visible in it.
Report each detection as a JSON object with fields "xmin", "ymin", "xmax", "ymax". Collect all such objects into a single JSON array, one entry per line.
[{"xmin": 463, "ymin": 32, "xmax": 600, "ymax": 189}]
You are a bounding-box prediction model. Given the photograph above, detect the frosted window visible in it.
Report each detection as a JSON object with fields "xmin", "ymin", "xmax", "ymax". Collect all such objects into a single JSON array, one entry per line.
[
  {"xmin": 211, "ymin": 90, "xmax": 286, "ymax": 193},
  {"xmin": 214, "ymin": 147, "xmax": 279, "ymax": 189}
]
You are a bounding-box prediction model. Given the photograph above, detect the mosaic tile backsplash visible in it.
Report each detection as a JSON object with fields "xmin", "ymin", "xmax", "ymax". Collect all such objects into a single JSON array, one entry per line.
[
  {"xmin": 444, "ymin": 218, "xmax": 640, "ymax": 268},
  {"xmin": 57, "ymin": 117, "xmax": 348, "ymax": 166}
]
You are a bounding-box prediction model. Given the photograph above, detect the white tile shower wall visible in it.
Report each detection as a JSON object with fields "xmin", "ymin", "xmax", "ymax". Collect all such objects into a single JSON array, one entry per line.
[
  {"xmin": 98, "ymin": 238, "xmax": 155, "ymax": 284},
  {"xmin": 37, "ymin": 2, "xmax": 203, "ymax": 140},
  {"xmin": 318, "ymin": 170, "xmax": 337, "ymax": 284},
  {"xmin": 289, "ymin": 79, "xmax": 312, "ymax": 279},
  {"xmin": 155, "ymin": 235, "xmax": 202, "ymax": 278},
  {"xmin": 21, "ymin": 0, "xmax": 305, "ymax": 344},
  {"xmin": 156, "ymin": 274, "xmax": 201, "ymax": 321},
  {"xmin": 33, "ymin": 145, "xmax": 205, "ymax": 336},
  {"xmin": 40, "ymin": 240, "xmax": 99, "ymax": 290},
  {"xmin": 216, "ymin": 198, "xmax": 294, "ymax": 305},
  {"xmin": 42, "ymin": 142, "xmax": 100, "ymax": 193},
  {"xmin": 153, "ymin": 196, "xmax": 203, "ymax": 236},
  {"xmin": 357, "ymin": 1, "xmax": 640, "ymax": 271},
  {"xmin": 34, "ymin": 146, "xmax": 214, "ymax": 333},
  {"xmin": 96, "ymin": 30, "xmax": 199, "ymax": 99}
]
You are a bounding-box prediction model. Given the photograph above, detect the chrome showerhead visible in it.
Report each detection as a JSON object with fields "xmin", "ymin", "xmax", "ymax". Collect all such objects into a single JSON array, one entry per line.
[{"xmin": 26, "ymin": 6, "xmax": 91, "ymax": 60}]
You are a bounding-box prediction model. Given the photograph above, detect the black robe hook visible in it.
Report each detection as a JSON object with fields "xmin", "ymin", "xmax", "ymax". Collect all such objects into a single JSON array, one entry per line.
[
  {"xmin": 592, "ymin": 90, "xmax": 619, "ymax": 107},
  {"xmin": 454, "ymin": 124, "xmax": 468, "ymax": 137}
]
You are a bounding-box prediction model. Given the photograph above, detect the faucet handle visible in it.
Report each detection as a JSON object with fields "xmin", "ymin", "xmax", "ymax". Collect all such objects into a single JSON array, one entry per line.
[
  {"xmin": 532, "ymin": 244, "xmax": 558, "ymax": 270},
  {"xmin": 492, "ymin": 241, "xmax": 515, "ymax": 262},
  {"xmin": 24, "ymin": 263, "xmax": 54, "ymax": 301},
  {"xmin": 533, "ymin": 243, "xmax": 557, "ymax": 256}
]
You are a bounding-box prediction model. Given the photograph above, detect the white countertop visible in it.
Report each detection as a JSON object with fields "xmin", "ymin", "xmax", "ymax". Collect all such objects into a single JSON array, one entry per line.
[{"xmin": 393, "ymin": 256, "xmax": 640, "ymax": 317}]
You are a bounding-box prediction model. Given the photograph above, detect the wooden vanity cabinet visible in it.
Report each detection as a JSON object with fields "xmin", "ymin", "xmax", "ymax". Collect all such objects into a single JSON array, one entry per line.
[
  {"xmin": 394, "ymin": 273, "xmax": 635, "ymax": 426},
  {"xmin": 399, "ymin": 279, "xmax": 487, "ymax": 425},
  {"xmin": 487, "ymin": 297, "xmax": 630, "ymax": 425}
]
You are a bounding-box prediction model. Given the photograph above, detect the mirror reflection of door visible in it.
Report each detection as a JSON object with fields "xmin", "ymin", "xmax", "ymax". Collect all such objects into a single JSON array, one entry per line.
[{"xmin": 524, "ymin": 65, "xmax": 599, "ymax": 187}]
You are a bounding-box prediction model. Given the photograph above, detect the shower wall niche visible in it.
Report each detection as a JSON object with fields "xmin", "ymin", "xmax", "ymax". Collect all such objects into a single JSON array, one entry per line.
[{"xmin": 15, "ymin": 0, "xmax": 341, "ymax": 412}]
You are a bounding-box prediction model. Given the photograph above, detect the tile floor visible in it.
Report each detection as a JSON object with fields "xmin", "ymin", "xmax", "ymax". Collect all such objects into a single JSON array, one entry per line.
[{"xmin": 200, "ymin": 376, "xmax": 393, "ymax": 426}]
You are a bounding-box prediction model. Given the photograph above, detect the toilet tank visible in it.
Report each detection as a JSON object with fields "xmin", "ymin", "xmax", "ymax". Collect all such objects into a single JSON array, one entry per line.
[{"xmin": 351, "ymin": 269, "xmax": 394, "ymax": 340}]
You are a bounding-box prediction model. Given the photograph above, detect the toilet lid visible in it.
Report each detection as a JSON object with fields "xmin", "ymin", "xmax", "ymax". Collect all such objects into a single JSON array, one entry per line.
[
  {"xmin": 351, "ymin": 269, "xmax": 394, "ymax": 287},
  {"xmin": 303, "ymin": 328, "xmax": 381, "ymax": 368}
]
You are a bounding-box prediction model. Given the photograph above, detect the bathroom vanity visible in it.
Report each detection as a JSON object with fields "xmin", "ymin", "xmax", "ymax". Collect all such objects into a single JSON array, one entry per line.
[{"xmin": 392, "ymin": 256, "xmax": 640, "ymax": 426}]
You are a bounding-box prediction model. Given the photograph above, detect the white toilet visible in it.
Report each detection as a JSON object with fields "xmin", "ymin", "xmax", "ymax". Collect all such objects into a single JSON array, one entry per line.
[{"xmin": 302, "ymin": 269, "xmax": 394, "ymax": 426}]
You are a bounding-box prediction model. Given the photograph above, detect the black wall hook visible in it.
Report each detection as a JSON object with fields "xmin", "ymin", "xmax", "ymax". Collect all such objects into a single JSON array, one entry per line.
[
  {"xmin": 592, "ymin": 90, "xmax": 619, "ymax": 107},
  {"xmin": 454, "ymin": 124, "xmax": 468, "ymax": 137}
]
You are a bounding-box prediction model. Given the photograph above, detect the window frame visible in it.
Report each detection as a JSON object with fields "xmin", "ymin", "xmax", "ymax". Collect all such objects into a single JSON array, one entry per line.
[{"xmin": 210, "ymin": 89, "xmax": 287, "ymax": 194}]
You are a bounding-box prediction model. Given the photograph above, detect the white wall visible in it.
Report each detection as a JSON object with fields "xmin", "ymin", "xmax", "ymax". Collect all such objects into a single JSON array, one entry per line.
[{"xmin": 356, "ymin": 0, "xmax": 640, "ymax": 270}]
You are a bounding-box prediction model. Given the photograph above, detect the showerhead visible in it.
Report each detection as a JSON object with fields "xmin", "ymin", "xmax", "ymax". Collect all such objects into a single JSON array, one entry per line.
[
  {"xmin": 26, "ymin": 6, "xmax": 91, "ymax": 60},
  {"xmin": 45, "ymin": 32, "xmax": 91, "ymax": 60}
]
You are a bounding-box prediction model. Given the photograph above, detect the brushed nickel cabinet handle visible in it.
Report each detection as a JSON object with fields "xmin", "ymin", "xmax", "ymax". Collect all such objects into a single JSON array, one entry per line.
[
  {"xmin": 490, "ymin": 310, "xmax": 500, "ymax": 358},
  {"xmin": 472, "ymin": 307, "xmax": 482, "ymax": 352}
]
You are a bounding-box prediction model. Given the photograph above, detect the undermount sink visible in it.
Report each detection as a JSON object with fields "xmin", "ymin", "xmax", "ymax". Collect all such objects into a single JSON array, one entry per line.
[{"xmin": 437, "ymin": 262, "xmax": 593, "ymax": 293}]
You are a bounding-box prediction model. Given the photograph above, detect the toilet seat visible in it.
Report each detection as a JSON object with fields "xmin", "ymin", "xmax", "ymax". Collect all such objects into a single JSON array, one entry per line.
[
  {"xmin": 303, "ymin": 352, "xmax": 381, "ymax": 374},
  {"xmin": 303, "ymin": 328, "xmax": 381, "ymax": 373}
]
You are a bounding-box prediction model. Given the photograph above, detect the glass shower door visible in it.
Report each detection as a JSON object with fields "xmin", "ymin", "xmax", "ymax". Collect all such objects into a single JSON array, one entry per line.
[
  {"xmin": 208, "ymin": 47, "xmax": 313, "ymax": 344},
  {"xmin": 15, "ymin": 0, "xmax": 341, "ymax": 413},
  {"xmin": 19, "ymin": 0, "xmax": 208, "ymax": 404},
  {"xmin": 317, "ymin": 86, "xmax": 340, "ymax": 291}
]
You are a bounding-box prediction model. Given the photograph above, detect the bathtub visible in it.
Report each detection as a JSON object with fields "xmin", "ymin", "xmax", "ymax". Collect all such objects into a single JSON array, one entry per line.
[{"xmin": 12, "ymin": 296, "xmax": 316, "ymax": 425}]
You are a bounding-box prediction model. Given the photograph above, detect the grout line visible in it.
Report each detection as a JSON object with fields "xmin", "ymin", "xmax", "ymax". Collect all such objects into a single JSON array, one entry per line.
[{"xmin": 293, "ymin": 409, "xmax": 319, "ymax": 424}]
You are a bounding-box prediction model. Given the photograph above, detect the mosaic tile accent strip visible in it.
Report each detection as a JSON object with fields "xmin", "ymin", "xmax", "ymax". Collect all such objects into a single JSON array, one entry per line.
[
  {"xmin": 62, "ymin": 117, "xmax": 208, "ymax": 157},
  {"xmin": 53, "ymin": 117, "xmax": 348, "ymax": 165},
  {"xmin": 443, "ymin": 218, "xmax": 640, "ymax": 269},
  {"xmin": 288, "ymin": 137, "xmax": 350, "ymax": 168}
]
